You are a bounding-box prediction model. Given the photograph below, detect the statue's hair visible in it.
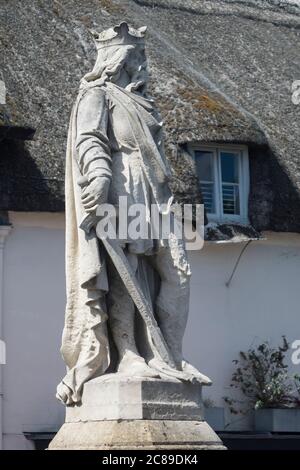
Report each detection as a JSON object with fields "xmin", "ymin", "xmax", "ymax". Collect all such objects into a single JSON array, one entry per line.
[{"xmin": 81, "ymin": 45, "xmax": 135, "ymax": 88}]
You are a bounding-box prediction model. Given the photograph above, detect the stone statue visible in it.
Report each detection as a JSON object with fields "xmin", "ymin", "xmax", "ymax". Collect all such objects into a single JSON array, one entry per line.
[
  {"xmin": 50, "ymin": 21, "xmax": 226, "ymax": 451},
  {"xmin": 56, "ymin": 22, "xmax": 211, "ymax": 407}
]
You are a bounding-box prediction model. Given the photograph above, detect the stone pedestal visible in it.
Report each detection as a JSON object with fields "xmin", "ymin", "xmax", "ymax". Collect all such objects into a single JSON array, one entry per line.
[{"xmin": 49, "ymin": 376, "xmax": 225, "ymax": 450}]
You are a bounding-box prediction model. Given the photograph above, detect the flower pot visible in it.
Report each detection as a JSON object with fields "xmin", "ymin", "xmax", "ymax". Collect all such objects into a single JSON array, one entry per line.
[
  {"xmin": 204, "ymin": 407, "xmax": 225, "ymax": 431},
  {"xmin": 255, "ymin": 408, "xmax": 300, "ymax": 432}
]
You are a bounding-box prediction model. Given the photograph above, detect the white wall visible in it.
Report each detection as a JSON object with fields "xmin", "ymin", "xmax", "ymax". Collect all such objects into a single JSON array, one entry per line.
[
  {"xmin": 185, "ymin": 232, "xmax": 300, "ymax": 429},
  {"xmin": 2, "ymin": 213, "xmax": 66, "ymax": 449},
  {"xmin": 1, "ymin": 213, "xmax": 300, "ymax": 447}
]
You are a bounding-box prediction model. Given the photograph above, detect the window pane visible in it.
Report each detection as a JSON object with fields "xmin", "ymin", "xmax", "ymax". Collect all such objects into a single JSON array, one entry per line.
[
  {"xmin": 200, "ymin": 182, "xmax": 215, "ymax": 214},
  {"xmin": 195, "ymin": 151, "xmax": 214, "ymax": 180},
  {"xmin": 220, "ymin": 152, "xmax": 239, "ymax": 183},
  {"xmin": 220, "ymin": 152, "xmax": 240, "ymax": 215},
  {"xmin": 222, "ymin": 185, "xmax": 240, "ymax": 215},
  {"xmin": 195, "ymin": 151, "xmax": 215, "ymax": 214}
]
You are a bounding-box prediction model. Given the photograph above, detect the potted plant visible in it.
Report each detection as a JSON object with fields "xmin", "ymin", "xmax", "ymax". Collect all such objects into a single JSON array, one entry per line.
[
  {"xmin": 224, "ymin": 337, "xmax": 300, "ymax": 432},
  {"xmin": 203, "ymin": 398, "xmax": 225, "ymax": 431}
]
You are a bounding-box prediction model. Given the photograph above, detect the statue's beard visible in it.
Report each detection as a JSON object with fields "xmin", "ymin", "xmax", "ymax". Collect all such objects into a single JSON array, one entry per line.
[{"xmin": 125, "ymin": 63, "xmax": 148, "ymax": 95}]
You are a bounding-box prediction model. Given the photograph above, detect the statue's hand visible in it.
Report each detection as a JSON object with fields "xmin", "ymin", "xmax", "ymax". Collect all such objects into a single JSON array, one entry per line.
[{"xmin": 81, "ymin": 176, "xmax": 110, "ymax": 213}]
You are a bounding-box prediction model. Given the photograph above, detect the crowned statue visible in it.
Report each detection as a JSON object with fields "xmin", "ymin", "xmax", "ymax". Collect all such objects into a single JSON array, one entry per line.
[
  {"xmin": 55, "ymin": 22, "xmax": 211, "ymax": 408},
  {"xmin": 49, "ymin": 20, "xmax": 225, "ymax": 451}
]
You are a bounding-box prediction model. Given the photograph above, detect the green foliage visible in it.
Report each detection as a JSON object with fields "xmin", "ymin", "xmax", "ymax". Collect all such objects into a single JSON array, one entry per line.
[
  {"xmin": 293, "ymin": 374, "xmax": 300, "ymax": 405},
  {"xmin": 224, "ymin": 337, "xmax": 300, "ymax": 414}
]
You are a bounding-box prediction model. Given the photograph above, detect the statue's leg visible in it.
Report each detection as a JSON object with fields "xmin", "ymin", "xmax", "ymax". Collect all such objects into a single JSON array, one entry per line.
[
  {"xmin": 151, "ymin": 240, "xmax": 190, "ymax": 369},
  {"xmin": 107, "ymin": 248, "xmax": 159, "ymax": 378},
  {"xmin": 107, "ymin": 250, "xmax": 139, "ymax": 358}
]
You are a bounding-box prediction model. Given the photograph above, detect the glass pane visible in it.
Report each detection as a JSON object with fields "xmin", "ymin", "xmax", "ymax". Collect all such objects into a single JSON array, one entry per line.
[
  {"xmin": 220, "ymin": 152, "xmax": 239, "ymax": 183},
  {"xmin": 220, "ymin": 152, "xmax": 240, "ymax": 215},
  {"xmin": 195, "ymin": 151, "xmax": 214, "ymax": 181},
  {"xmin": 195, "ymin": 151, "xmax": 215, "ymax": 214},
  {"xmin": 222, "ymin": 184, "xmax": 240, "ymax": 215},
  {"xmin": 200, "ymin": 182, "xmax": 215, "ymax": 214}
]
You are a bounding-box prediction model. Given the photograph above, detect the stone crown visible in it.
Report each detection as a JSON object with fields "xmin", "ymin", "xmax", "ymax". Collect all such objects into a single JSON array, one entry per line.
[{"xmin": 91, "ymin": 22, "xmax": 147, "ymax": 50}]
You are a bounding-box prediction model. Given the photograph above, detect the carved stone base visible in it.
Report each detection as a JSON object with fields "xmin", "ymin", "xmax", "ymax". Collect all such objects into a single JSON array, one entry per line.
[
  {"xmin": 66, "ymin": 375, "xmax": 204, "ymax": 422},
  {"xmin": 49, "ymin": 376, "xmax": 226, "ymax": 450}
]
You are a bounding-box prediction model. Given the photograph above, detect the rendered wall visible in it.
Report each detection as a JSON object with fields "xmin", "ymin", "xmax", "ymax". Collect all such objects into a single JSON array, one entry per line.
[{"xmin": 1, "ymin": 213, "xmax": 300, "ymax": 448}]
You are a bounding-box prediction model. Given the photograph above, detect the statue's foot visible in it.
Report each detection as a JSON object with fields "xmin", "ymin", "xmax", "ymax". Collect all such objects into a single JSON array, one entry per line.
[
  {"xmin": 182, "ymin": 360, "xmax": 212, "ymax": 385},
  {"xmin": 56, "ymin": 382, "xmax": 75, "ymax": 406},
  {"xmin": 118, "ymin": 352, "xmax": 160, "ymax": 379},
  {"xmin": 148, "ymin": 357, "xmax": 212, "ymax": 385}
]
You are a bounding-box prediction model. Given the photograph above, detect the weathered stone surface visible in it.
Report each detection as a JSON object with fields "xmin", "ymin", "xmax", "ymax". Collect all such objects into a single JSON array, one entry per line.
[
  {"xmin": 57, "ymin": 19, "xmax": 211, "ymax": 406},
  {"xmin": 48, "ymin": 419, "xmax": 225, "ymax": 450},
  {"xmin": 47, "ymin": 14, "xmax": 226, "ymax": 451},
  {"xmin": 66, "ymin": 376, "xmax": 204, "ymax": 422}
]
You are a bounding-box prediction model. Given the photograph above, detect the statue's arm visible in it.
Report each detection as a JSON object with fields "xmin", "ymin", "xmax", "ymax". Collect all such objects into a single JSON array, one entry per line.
[{"xmin": 75, "ymin": 87, "xmax": 112, "ymax": 183}]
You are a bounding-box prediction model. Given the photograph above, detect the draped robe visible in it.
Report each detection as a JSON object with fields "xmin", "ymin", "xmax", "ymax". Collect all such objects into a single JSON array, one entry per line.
[{"xmin": 59, "ymin": 82, "xmax": 175, "ymax": 403}]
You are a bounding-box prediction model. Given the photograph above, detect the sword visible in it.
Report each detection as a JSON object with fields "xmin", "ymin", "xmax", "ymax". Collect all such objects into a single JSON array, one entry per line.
[
  {"xmin": 80, "ymin": 212, "xmax": 177, "ymax": 369},
  {"xmin": 101, "ymin": 236, "xmax": 177, "ymax": 369}
]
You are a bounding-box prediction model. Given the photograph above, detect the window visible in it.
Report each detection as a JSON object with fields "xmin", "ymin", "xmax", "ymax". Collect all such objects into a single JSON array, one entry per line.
[{"xmin": 191, "ymin": 144, "xmax": 249, "ymax": 223}]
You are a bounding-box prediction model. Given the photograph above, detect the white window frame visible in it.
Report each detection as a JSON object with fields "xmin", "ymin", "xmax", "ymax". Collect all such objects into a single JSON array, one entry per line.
[{"xmin": 189, "ymin": 143, "xmax": 250, "ymax": 224}]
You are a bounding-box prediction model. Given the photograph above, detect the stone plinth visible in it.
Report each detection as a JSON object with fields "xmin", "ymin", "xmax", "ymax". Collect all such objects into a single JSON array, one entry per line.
[
  {"xmin": 66, "ymin": 375, "xmax": 204, "ymax": 422},
  {"xmin": 48, "ymin": 419, "xmax": 225, "ymax": 450},
  {"xmin": 49, "ymin": 376, "xmax": 225, "ymax": 450}
]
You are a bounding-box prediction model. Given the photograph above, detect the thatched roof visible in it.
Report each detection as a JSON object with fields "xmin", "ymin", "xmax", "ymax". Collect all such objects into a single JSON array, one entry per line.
[
  {"xmin": 0, "ymin": 0, "xmax": 299, "ymax": 233},
  {"xmin": 0, "ymin": 77, "xmax": 34, "ymax": 139}
]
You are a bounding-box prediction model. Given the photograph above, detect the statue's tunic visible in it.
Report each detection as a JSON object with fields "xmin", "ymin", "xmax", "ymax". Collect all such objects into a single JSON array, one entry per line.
[
  {"xmin": 59, "ymin": 82, "xmax": 175, "ymax": 403},
  {"xmin": 76, "ymin": 83, "xmax": 172, "ymax": 254}
]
